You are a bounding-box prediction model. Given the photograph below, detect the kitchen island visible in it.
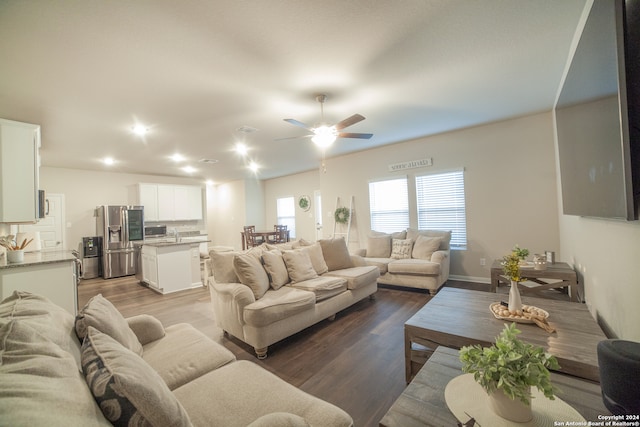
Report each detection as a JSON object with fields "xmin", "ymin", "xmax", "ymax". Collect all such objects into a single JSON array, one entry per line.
[
  {"xmin": 136, "ymin": 240, "xmax": 208, "ymax": 294},
  {"xmin": 0, "ymin": 250, "xmax": 79, "ymax": 314}
]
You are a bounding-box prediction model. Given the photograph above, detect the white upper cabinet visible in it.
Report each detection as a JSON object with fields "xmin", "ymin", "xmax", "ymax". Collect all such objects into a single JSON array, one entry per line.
[
  {"xmin": 138, "ymin": 183, "xmax": 203, "ymax": 221},
  {"xmin": 0, "ymin": 119, "xmax": 41, "ymax": 223}
]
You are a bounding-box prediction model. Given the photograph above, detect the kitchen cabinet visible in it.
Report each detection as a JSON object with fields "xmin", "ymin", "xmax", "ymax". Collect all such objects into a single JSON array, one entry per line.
[
  {"xmin": 139, "ymin": 242, "xmax": 202, "ymax": 294},
  {"xmin": 0, "ymin": 252, "xmax": 78, "ymax": 315},
  {"xmin": 137, "ymin": 183, "xmax": 203, "ymax": 221},
  {"xmin": 0, "ymin": 118, "xmax": 41, "ymax": 223}
]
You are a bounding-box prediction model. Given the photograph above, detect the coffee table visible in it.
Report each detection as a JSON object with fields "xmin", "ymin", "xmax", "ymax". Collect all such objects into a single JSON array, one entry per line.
[
  {"xmin": 404, "ymin": 288, "xmax": 606, "ymax": 383},
  {"xmin": 381, "ymin": 346, "xmax": 609, "ymax": 427},
  {"xmin": 490, "ymin": 259, "xmax": 581, "ymax": 302}
]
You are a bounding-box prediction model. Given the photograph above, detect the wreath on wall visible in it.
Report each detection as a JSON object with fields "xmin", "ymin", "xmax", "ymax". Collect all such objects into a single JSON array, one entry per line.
[
  {"xmin": 334, "ymin": 207, "xmax": 350, "ymax": 224},
  {"xmin": 298, "ymin": 195, "xmax": 311, "ymax": 211}
]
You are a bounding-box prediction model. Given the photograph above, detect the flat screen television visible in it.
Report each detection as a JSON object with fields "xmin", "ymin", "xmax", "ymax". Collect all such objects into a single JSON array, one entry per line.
[{"xmin": 555, "ymin": 0, "xmax": 639, "ymax": 220}]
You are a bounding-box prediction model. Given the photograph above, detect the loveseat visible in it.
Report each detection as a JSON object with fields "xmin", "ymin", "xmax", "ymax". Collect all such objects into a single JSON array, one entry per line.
[
  {"xmin": 0, "ymin": 291, "xmax": 353, "ymax": 427},
  {"xmin": 354, "ymin": 228, "xmax": 451, "ymax": 295},
  {"xmin": 208, "ymin": 238, "xmax": 379, "ymax": 359}
]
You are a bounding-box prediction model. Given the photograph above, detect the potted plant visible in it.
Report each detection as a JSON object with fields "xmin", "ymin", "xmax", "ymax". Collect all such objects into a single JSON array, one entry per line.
[
  {"xmin": 0, "ymin": 235, "xmax": 32, "ymax": 263},
  {"xmin": 512, "ymin": 245, "xmax": 530, "ymax": 265},
  {"xmin": 459, "ymin": 323, "xmax": 560, "ymax": 422}
]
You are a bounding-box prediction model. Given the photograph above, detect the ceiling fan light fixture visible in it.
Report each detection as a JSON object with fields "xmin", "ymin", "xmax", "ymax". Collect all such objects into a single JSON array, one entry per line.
[{"xmin": 312, "ymin": 125, "xmax": 337, "ymax": 148}]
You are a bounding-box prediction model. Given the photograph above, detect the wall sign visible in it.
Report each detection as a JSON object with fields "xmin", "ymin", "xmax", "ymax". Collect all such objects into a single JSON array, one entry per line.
[{"xmin": 388, "ymin": 157, "xmax": 433, "ymax": 172}]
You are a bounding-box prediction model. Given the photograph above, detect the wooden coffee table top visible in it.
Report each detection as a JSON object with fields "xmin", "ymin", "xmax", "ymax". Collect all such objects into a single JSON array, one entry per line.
[
  {"xmin": 405, "ymin": 287, "xmax": 607, "ymax": 382},
  {"xmin": 381, "ymin": 346, "xmax": 609, "ymax": 427}
]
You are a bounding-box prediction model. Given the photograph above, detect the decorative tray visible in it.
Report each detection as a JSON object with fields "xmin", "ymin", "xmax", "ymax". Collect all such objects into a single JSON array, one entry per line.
[{"xmin": 490, "ymin": 302, "xmax": 549, "ymax": 324}]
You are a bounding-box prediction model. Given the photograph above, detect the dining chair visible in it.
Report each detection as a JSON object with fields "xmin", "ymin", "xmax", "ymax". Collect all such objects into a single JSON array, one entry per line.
[
  {"xmin": 273, "ymin": 225, "xmax": 288, "ymax": 243},
  {"xmin": 243, "ymin": 225, "xmax": 261, "ymax": 248}
]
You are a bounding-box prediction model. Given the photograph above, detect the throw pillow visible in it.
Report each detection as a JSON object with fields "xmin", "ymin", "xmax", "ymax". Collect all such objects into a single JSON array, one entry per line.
[
  {"xmin": 318, "ymin": 238, "xmax": 354, "ymax": 271},
  {"xmin": 282, "ymin": 250, "xmax": 318, "ymax": 283},
  {"xmin": 390, "ymin": 239, "xmax": 413, "ymax": 259},
  {"xmin": 412, "ymin": 235, "xmax": 442, "ymax": 260},
  {"xmin": 300, "ymin": 243, "xmax": 329, "ymax": 275},
  {"xmin": 210, "ymin": 250, "xmax": 240, "ymax": 283},
  {"xmin": 233, "ymin": 252, "xmax": 270, "ymax": 299},
  {"xmin": 366, "ymin": 234, "xmax": 391, "ymax": 258},
  {"xmin": 75, "ymin": 294, "xmax": 143, "ymax": 356},
  {"xmin": 261, "ymin": 250, "xmax": 290, "ymax": 290},
  {"xmin": 81, "ymin": 327, "xmax": 192, "ymax": 427}
]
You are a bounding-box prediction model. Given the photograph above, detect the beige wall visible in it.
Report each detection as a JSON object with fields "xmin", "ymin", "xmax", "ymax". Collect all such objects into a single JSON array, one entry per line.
[
  {"xmin": 40, "ymin": 167, "xmax": 204, "ymax": 251},
  {"xmin": 263, "ymin": 111, "xmax": 561, "ymax": 281}
]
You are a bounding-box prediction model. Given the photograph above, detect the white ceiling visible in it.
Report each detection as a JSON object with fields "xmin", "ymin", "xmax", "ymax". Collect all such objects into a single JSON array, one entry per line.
[{"xmin": 0, "ymin": 0, "xmax": 586, "ymax": 183}]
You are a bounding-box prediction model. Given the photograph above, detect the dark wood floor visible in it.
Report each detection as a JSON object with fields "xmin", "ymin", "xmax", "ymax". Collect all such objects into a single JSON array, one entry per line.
[{"xmin": 77, "ymin": 277, "xmax": 568, "ymax": 427}]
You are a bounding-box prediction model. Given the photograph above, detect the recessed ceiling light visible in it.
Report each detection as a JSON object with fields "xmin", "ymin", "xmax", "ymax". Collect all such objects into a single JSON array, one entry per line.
[
  {"xmin": 205, "ymin": 179, "xmax": 215, "ymax": 186},
  {"xmin": 235, "ymin": 143, "xmax": 248, "ymax": 156},
  {"xmin": 248, "ymin": 161, "xmax": 259, "ymax": 172},
  {"xmin": 182, "ymin": 166, "xmax": 196, "ymax": 174},
  {"xmin": 132, "ymin": 124, "xmax": 148, "ymax": 136},
  {"xmin": 170, "ymin": 153, "xmax": 185, "ymax": 162},
  {"xmin": 103, "ymin": 157, "xmax": 115, "ymax": 166}
]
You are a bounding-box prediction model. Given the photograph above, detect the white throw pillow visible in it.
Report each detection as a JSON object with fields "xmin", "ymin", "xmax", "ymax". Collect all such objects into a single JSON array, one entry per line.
[
  {"xmin": 412, "ymin": 235, "xmax": 442, "ymax": 260},
  {"xmin": 300, "ymin": 243, "xmax": 329, "ymax": 275},
  {"xmin": 282, "ymin": 250, "xmax": 318, "ymax": 283},
  {"xmin": 233, "ymin": 252, "xmax": 270, "ymax": 299},
  {"xmin": 366, "ymin": 234, "xmax": 391, "ymax": 258},
  {"xmin": 390, "ymin": 239, "xmax": 413, "ymax": 259}
]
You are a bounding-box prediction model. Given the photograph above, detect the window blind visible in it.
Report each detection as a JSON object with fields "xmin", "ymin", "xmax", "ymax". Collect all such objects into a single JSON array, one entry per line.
[
  {"xmin": 276, "ymin": 197, "xmax": 296, "ymax": 238},
  {"xmin": 416, "ymin": 170, "xmax": 467, "ymax": 249},
  {"xmin": 368, "ymin": 177, "xmax": 409, "ymax": 233}
]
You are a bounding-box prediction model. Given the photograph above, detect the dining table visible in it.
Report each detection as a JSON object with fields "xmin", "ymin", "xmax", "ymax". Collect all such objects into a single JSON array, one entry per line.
[{"xmin": 240, "ymin": 230, "xmax": 290, "ymax": 250}]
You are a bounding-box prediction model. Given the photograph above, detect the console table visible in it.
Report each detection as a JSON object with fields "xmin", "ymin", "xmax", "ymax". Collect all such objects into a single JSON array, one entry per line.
[
  {"xmin": 490, "ymin": 259, "xmax": 581, "ymax": 302},
  {"xmin": 404, "ymin": 288, "xmax": 606, "ymax": 383},
  {"xmin": 380, "ymin": 346, "xmax": 609, "ymax": 427}
]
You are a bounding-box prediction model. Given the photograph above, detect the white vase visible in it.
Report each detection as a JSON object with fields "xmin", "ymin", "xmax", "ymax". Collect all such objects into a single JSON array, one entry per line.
[
  {"xmin": 488, "ymin": 387, "xmax": 532, "ymax": 422},
  {"xmin": 509, "ymin": 280, "xmax": 523, "ymax": 312},
  {"xmin": 7, "ymin": 250, "xmax": 24, "ymax": 263}
]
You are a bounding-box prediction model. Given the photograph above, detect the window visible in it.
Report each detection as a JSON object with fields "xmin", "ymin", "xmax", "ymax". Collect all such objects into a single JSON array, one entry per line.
[
  {"xmin": 415, "ymin": 170, "xmax": 467, "ymax": 249},
  {"xmin": 368, "ymin": 177, "xmax": 409, "ymax": 233},
  {"xmin": 276, "ymin": 197, "xmax": 296, "ymax": 238}
]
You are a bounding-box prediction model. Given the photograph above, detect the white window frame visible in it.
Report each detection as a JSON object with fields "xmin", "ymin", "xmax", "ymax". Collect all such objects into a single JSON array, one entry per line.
[
  {"xmin": 276, "ymin": 196, "xmax": 296, "ymax": 239},
  {"xmin": 415, "ymin": 169, "xmax": 467, "ymax": 249},
  {"xmin": 368, "ymin": 177, "xmax": 410, "ymax": 234}
]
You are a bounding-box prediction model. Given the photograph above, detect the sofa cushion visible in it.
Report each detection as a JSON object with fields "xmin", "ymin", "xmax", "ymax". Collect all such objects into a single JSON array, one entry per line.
[
  {"xmin": 282, "ymin": 250, "xmax": 318, "ymax": 283},
  {"xmin": 391, "ymin": 238, "xmax": 413, "ymax": 259},
  {"xmin": 247, "ymin": 412, "xmax": 311, "ymax": 427},
  {"xmin": 0, "ymin": 321, "xmax": 112, "ymax": 427},
  {"xmin": 234, "ymin": 251, "xmax": 270, "ymax": 299},
  {"xmin": 0, "ymin": 290, "xmax": 82, "ymax": 367},
  {"xmin": 141, "ymin": 323, "xmax": 236, "ymax": 390},
  {"xmin": 210, "ymin": 250, "xmax": 240, "ymax": 283},
  {"xmin": 325, "ymin": 266, "xmax": 380, "ymax": 290},
  {"xmin": 387, "ymin": 259, "xmax": 441, "ymax": 275},
  {"xmin": 173, "ymin": 360, "xmax": 353, "ymax": 427},
  {"xmin": 406, "ymin": 228, "xmax": 452, "ymax": 250},
  {"xmin": 412, "ymin": 235, "xmax": 442, "ymax": 260},
  {"xmin": 362, "ymin": 258, "xmax": 393, "ymax": 274},
  {"xmin": 300, "ymin": 243, "xmax": 329, "ymax": 275},
  {"xmin": 289, "ymin": 276, "xmax": 347, "ymax": 301},
  {"xmin": 366, "ymin": 234, "xmax": 391, "ymax": 258},
  {"xmin": 243, "ymin": 287, "xmax": 316, "ymax": 327},
  {"xmin": 75, "ymin": 294, "xmax": 143, "ymax": 356},
  {"xmin": 319, "ymin": 238, "xmax": 354, "ymax": 271},
  {"xmin": 261, "ymin": 250, "xmax": 291, "ymax": 290},
  {"xmin": 81, "ymin": 327, "xmax": 192, "ymax": 427}
]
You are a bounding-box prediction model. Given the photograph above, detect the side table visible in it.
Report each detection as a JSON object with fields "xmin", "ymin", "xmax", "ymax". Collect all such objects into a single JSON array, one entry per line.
[
  {"xmin": 489, "ymin": 259, "xmax": 581, "ymax": 302},
  {"xmin": 380, "ymin": 346, "xmax": 609, "ymax": 427}
]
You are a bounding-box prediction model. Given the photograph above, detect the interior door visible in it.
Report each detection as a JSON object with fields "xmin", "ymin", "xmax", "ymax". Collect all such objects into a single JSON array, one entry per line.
[
  {"xmin": 17, "ymin": 193, "xmax": 65, "ymax": 251},
  {"xmin": 314, "ymin": 190, "xmax": 323, "ymax": 240}
]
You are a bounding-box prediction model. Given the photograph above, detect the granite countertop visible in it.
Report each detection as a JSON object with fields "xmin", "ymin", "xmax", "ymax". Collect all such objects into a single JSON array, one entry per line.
[
  {"xmin": 0, "ymin": 250, "xmax": 77, "ymax": 270},
  {"xmin": 134, "ymin": 239, "xmax": 210, "ymax": 248}
]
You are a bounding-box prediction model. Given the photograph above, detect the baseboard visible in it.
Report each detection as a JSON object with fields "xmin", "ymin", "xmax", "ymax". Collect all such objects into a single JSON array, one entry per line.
[{"xmin": 449, "ymin": 274, "xmax": 491, "ymax": 284}]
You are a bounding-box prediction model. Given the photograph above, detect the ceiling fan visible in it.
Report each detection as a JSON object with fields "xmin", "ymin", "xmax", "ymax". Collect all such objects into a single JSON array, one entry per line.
[{"xmin": 283, "ymin": 94, "xmax": 373, "ymax": 148}]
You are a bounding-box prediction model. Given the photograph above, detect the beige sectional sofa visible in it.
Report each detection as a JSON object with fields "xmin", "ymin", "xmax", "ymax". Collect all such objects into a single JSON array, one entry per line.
[
  {"xmin": 354, "ymin": 228, "xmax": 451, "ymax": 295},
  {"xmin": 0, "ymin": 291, "xmax": 353, "ymax": 427},
  {"xmin": 209, "ymin": 238, "xmax": 379, "ymax": 359}
]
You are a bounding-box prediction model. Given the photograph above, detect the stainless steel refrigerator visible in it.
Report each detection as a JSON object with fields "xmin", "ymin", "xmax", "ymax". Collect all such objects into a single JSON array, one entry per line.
[{"xmin": 96, "ymin": 205, "xmax": 144, "ymax": 279}]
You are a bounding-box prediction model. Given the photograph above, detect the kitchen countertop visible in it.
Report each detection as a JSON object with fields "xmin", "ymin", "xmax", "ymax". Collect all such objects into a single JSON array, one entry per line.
[
  {"xmin": 135, "ymin": 240, "xmax": 210, "ymax": 248},
  {"xmin": 0, "ymin": 250, "xmax": 77, "ymax": 269}
]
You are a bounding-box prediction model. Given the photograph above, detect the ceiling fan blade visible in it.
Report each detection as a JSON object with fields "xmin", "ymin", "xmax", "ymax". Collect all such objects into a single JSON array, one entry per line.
[
  {"xmin": 274, "ymin": 134, "xmax": 313, "ymax": 141},
  {"xmin": 338, "ymin": 132, "xmax": 373, "ymax": 139},
  {"xmin": 335, "ymin": 114, "xmax": 365, "ymax": 131},
  {"xmin": 284, "ymin": 118, "xmax": 313, "ymax": 130}
]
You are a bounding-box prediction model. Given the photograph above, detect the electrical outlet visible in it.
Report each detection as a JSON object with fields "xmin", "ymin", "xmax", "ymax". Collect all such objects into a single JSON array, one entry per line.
[{"xmin": 480, "ymin": 258, "xmax": 486, "ymax": 266}]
